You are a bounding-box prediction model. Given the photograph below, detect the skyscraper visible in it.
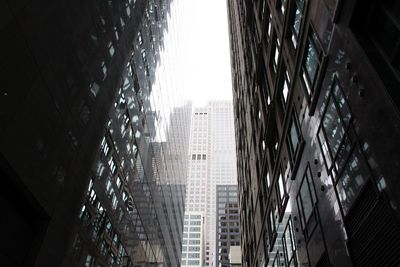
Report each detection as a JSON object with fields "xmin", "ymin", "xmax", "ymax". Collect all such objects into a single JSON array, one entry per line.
[
  {"xmin": 227, "ymin": 0, "xmax": 400, "ymax": 266},
  {"xmin": 216, "ymin": 185, "xmax": 241, "ymax": 267},
  {"xmin": 184, "ymin": 101, "xmax": 237, "ymax": 266},
  {"xmin": 1, "ymin": 0, "xmax": 190, "ymax": 266}
]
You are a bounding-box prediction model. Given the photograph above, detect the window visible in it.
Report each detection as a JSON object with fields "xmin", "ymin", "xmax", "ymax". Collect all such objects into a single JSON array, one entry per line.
[
  {"xmin": 270, "ymin": 34, "xmax": 280, "ymax": 73},
  {"xmin": 189, "ymin": 233, "xmax": 200, "ymax": 238},
  {"xmin": 287, "ymin": 112, "xmax": 303, "ymax": 167},
  {"xmin": 288, "ymin": 0, "xmax": 305, "ymax": 48},
  {"xmin": 266, "ymin": 170, "xmax": 271, "ymax": 188},
  {"xmin": 288, "ymin": 119, "xmax": 300, "ymax": 155},
  {"xmin": 89, "ymin": 82, "xmax": 100, "ymax": 97},
  {"xmin": 297, "ymin": 166, "xmax": 318, "ymax": 242},
  {"xmin": 108, "ymin": 157, "xmax": 117, "ymax": 175},
  {"xmin": 267, "ymin": 201, "xmax": 278, "ymax": 247},
  {"xmin": 301, "ymin": 28, "xmax": 324, "ymax": 100},
  {"xmin": 189, "ymin": 239, "xmax": 200, "ymax": 245},
  {"xmin": 188, "ymin": 246, "xmax": 200, "ymax": 252},
  {"xmin": 280, "ymin": 67, "xmax": 291, "ymax": 105},
  {"xmin": 85, "ymin": 254, "xmax": 94, "ymax": 267},
  {"xmin": 277, "ymin": 0, "xmax": 288, "ymax": 14},
  {"xmin": 336, "ymin": 147, "xmax": 370, "ymax": 215},
  {"xmin": 108, "ymin": 42, "xmax": 115, "ymax": 57},
  {"xmin": 282, "ymin": 217, "xmax": 297, "ymax": 267},
  {"xmin": 318, "ymin": 77, "xmax": 352, "ymax": 176},
  {"xmin": 277, "ymin": 172, "xmax": 286, "ymax": 202},
  {"xmin": 116, "ymin": 176, "xmax": 122, "ymax": 190},
  {"xmin": 101, "ymin": 61, "xmax": 107, "ymax": 79},
  {"xmin": 267, "ymin": 13, "xmax": 273, "ymax": 40},
  {"xmin": 101, "ymin": 137, "xmax": 111, "ymax": 156}
]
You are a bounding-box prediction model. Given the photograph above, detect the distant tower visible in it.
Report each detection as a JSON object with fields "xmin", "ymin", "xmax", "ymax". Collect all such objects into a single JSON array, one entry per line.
[{"xmin": 183, "ymin": 101, "xmax": 238, "ymax": 267}]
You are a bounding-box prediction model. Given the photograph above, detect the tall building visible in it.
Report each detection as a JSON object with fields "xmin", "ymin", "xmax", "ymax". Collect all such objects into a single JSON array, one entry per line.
[
  {"xmin": 1, "ymin": 0, "xmax": 190, "ymax": 266},
  {"xmin": 216, "ymin": 185, "xmax": 241, "ymax": 267},
  {"xmin": 227, "ymin": 0, "xmax": 400, "ymax": 267},
  {"xmin": 184, "ymin": 101, "xmax": 237, "ymax": 266},
  {"xmin": 181, "ymin": 212, "xmax": 205, "ymax": 267}
]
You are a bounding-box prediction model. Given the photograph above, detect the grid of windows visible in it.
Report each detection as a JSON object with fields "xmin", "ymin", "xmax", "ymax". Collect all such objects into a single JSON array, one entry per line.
[{"xmin": 228, "ymin": 0, "xmax": 400, "ymax": 266}]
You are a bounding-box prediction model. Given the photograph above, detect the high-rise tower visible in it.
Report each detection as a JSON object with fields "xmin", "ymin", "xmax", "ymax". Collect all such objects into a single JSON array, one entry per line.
[
  {"xmin": 183, "ymin": 101, "xmax": 237, "ymax": 266},
  {"xmin": 227, "ymin": 0, "xmax": 400, "ymax": 266}
]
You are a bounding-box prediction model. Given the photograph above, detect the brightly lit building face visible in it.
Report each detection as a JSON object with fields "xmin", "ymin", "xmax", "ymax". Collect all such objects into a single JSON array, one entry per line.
[
  {"xmin": 181, "ymin": 213, "xmax": 205, "ymax": 267},
  {"xmin": 184, "ymin": 101, "xmax": 237, "ymax": 267}
]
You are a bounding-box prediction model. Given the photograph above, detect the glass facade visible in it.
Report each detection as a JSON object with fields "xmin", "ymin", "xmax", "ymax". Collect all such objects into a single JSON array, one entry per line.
[{"xmin": 70, "ymin": 1, "xmax": 191, "ymax": 266}]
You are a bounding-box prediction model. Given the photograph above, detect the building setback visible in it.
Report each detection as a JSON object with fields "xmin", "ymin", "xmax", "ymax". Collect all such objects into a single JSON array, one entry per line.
[
  {"xmin": 216, "ymin": 185, "xmax": 241, "ymax": 267},
  {"xmin": 1, "ymin": 0, "xmax": 190, "ymax": 266},
  {"xmin": 227, "ymin": 0, "xmax": 400, "ymax": 267}
]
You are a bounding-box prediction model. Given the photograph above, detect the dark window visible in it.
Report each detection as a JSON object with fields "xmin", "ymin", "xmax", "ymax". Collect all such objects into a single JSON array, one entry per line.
[
  {"xmin": 267, "ymin": 202, "xmax": 278, "ymax": 247},
  {"xmin": 301, "ymin": 28, "xmax": 324, "ymax": 100},
  {"xmin": 288, "ymin": 118, "xmax": 300, "ymax": 156},
  {"xmin": 288, "ymin": 0, "xmax": 305, "ymax": 49},
  {"xmin": 297, "ymin": 165, "xmax": 318, "ymax": 242}
]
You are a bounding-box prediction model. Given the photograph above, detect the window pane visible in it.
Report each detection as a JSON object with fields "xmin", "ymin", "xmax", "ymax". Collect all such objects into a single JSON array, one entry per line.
[
  {"xmin": 305, "ymin": 39, "xmax": 318, "ymax": 82},
  {"xmin": 291, "ymin": 0, "xmax": 305, "ymax": 47},
  {"xmin": 300, "ymin": 178, "xmax": 313, "ymax": 222},
  {"xmin": 289, "ymin": 120, "xmax": 299, "ymax": 153},
  {"xmin": 336, "ymin": 148, "xmax": 370, "ymax": 215},
  {"xmin": 322, "ymin": 97, "xmax": 345, "ymax": 157},
  {"xmin": 332, "ymin": 83, "xmax": 351, "ymax": 125},
  {"xmin": 278, "ymin": 173, "xmax": 285, "ymax": 200}
]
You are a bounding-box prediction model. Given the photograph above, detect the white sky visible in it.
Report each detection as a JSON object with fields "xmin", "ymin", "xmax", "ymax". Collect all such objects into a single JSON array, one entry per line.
[{"xmin": 178, "ymin": 0, "xmax": 233, "ymax": 106}]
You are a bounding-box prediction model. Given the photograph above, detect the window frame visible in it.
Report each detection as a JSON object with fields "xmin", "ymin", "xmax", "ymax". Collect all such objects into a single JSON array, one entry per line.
[
  {"xmin": 300, "ymin": 24, "xmax": 327, "ymax": 115},
  {"xmin": 282, "ymin": 216, "xmax": 298, "ymax": 267},
  {"xmin": 286, "ymin": 110, "xmax": 305, "ymax": 179},
  {"xmin": 317, "ymin": 76, "xmax": 353, "ymax": 178},
  {"xmin": 287, "ymin": 0, "xmax": 306, "ymax": 50},
  {"xmin": 296, "ymin": 164, "xmax": 319, "ymax": 243}
]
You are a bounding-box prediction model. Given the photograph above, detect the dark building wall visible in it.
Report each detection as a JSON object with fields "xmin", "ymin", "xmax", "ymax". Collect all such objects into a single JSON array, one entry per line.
[
  {"xmin": 227, "ymin": 0, "xmax": 400, "ymax": 266},
  {"xmin": 216, "ymin": 185, "xmax": 241, "ymax": 267},
  {"xmin": 0, "ymin": 0, "xmax": 189, "ymax": 266}
]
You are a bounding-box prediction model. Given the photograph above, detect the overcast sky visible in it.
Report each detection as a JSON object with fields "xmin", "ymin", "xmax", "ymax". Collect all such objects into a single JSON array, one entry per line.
[{"xmin": 179, "ymin": 0, "xmax": 233, "ymax": 106}]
